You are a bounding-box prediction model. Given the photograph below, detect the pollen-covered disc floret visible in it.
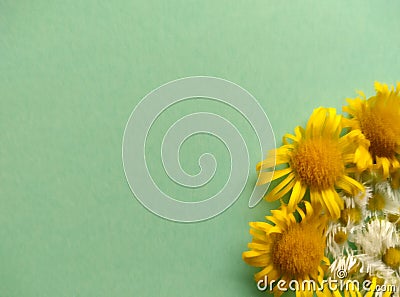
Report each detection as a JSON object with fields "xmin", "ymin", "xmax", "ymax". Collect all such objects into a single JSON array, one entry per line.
[
  {"xmin": 291, "ymin": 139, "xmax": 343, "ymax": 189},
  {"xmin": 272, "ymin": 222, "xmax": 325, "ymax": 276},
  {"xmin": 383, "ymin": 247, "xmax": 400, "ymax": 269}
]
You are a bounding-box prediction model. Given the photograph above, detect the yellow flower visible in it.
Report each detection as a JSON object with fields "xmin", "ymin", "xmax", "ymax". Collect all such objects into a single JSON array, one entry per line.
[
  {"xmin": 343, "ymin": 82, "xmax": 400, "ymax": 178},
  {"xmin": 257, "ymin": 107, "xmax": 366, "ymax": 218},
  {"xmin": 242, "ymin": 202, "xmax": 329, "ymax": 297}
]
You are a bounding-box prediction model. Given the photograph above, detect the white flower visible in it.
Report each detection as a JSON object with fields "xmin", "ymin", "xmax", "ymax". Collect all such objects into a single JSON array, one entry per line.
[
  {"xmin": 375, "ymin": 181, "xmax": 400, "ymax": 204},
  {"xmin": 353, "ymin": 219, "xmax": 398, "ymax": 257},
  {"xmin": 326, "ymin": 223, "xmax": 354, "ymax": 258},
  {"xmin": 356, "ymin": 254, "xmax": 400, "ymax": 297},
  {"xmin": 367, "ymin": 181, "xmax": 400, "ymax": 217}
]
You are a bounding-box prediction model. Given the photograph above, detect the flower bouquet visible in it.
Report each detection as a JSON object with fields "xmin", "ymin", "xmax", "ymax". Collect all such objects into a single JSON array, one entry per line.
[{"xmin": 243, "ymin": 82, "xmax": 400, "ymax": 297}]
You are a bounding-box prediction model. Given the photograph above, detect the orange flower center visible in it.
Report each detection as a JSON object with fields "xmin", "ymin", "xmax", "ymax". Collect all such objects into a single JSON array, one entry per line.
[
  {"xmin": 359, "ymin": 110, "xmax": 398, "ymax": 159},
  {"xmin": 273, "ymin": 222, "xmax": 325, "ymax": 276},
  {"xmin": 383, "ymin": 247, "xmax": 400, "ymax": 269},
  {"xmin": 291, "ymin": 139, "xmax": 343, "ymax": 189},
  {"xmin": 334, "ymin": 230, "xmax": 348, "ymax": 245}
]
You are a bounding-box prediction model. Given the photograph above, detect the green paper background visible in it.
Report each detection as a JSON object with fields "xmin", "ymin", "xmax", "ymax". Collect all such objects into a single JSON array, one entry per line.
[{"xmin": 1, "ymin": 1, "xmax": 399, "ymax": 296}]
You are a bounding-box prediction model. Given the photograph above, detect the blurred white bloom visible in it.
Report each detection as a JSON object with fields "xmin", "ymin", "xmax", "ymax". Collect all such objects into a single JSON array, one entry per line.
[
  {"xmin": 354, "ymin": 219, "xmax": 398, "ymax": 257},
  {"xmin": 326, "ymin": 223, "xmax": 353, "ymax": 258},
  {"xmin": 367, "ymin": 181, "xmax": 400, "ymax": 218}
]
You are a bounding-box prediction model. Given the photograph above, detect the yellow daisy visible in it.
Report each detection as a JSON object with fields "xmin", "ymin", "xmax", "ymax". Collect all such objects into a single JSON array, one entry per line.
[
  {"xmin": 343, "ymin": 82, "xmax": 400, "ymax": 178},
  {"xmin": 242, "ymin": 202, "xmax": 329, "ymax": 297},
  {"xmin": 257, "ymin": 107, "xmax": 366, "ymax": 218}
]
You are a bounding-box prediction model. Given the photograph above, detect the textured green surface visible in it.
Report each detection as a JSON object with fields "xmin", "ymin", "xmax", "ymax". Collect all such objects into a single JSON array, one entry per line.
[{"xmin": 1, "ymin": 1, "xmax": 399, "ymax": 296}]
